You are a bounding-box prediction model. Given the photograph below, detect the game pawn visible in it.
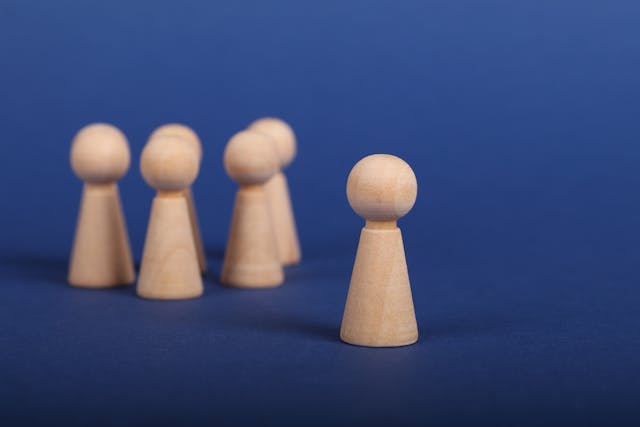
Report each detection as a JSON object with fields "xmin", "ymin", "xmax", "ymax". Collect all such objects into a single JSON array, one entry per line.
[
  {"xmin": 150, "ymin": 124, "xmax": 207, "ymax": 273},
  {"xmin": 249, "ymin": 118, "xmax": 302, "ymax": 266},
  {"xmin": 137, "ymin": 135, "xmax": 203, "ymax": 300},
  {"xmin": 220, "ymin": 130, "xmax": 284, "ymax": 288},
  {"xmin": 68, "ymin": 123, "xmax": 136, "ymax": 288},
  {"xmin": 340, "ymin": 154, "xmax": 419, "ymax": 347}
]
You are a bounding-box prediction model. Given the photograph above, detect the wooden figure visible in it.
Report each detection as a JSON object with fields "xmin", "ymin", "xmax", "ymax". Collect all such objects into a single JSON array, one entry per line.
[
  {"xmin": 137, "ymin": 135, "xmax": 203, "ymax": 300},
  {"xmin": 220, "ymin": 130, "xmax": 284, "ymax": 288},
  {"xmin": 149, "ymin": 124, "xmax": 207, "ymax": 273},
  {"xmin": 69, "ymin": 123, "xmax": 135, "ymax": 288},
  {"xmin": 340, "ymin": 154, "xmax": 419, "ymax": 347},
  {"xmin": 249, "ymin": 118, "xmax": 302, "ymax": 266}
]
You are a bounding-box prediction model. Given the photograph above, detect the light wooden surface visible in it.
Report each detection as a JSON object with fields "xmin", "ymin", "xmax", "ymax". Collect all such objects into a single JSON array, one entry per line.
[
  {"xmin": 137, "ymin": 195, "xmax": 203, "ymax": 300},
  {"xmin": 149, "ymin": 123, "xmax": 203, "ymax": 161},
  {"xmin": 250, "ymin": 118, "xmax": 301, "ymax": 266},
  {"xmin": 341, "ymin": 154, "xmax": 418, "ymax": 347},
  {"xmin": 264, "ymin": 172, "xmax": 301, "ymax": 265},
  {"xmin": 150, "ymin": 124, "xmax": 207, "ymax": 273},
  {"xmin": 249, "ymin": 118, "xmax": 296, "ymax": 169},
  {"xmin": 68, "ymin": 123, "xmax": 135, "ymax": 288},
  {"xmin": 184, "ymin": 187, "xmax": 206, "ymax": 273},
  {"xmin": 137, "ymin": 135, "xmax": 203, "ymax": 300},
  {"xmin": 221, "ymin": 130, "xmax": 284, "ymax": 288}
]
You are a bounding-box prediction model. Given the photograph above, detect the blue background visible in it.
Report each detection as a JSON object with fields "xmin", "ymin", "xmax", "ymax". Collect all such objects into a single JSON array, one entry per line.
[{"xmin": 1, "ymin": 0, "xmax": 640, "ymax": 425}]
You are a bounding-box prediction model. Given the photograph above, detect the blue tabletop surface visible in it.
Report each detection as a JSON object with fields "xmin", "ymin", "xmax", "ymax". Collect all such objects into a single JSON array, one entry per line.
[{"xmin": 1, "ymin": 0, "xmax": 640, "ymax": 425}]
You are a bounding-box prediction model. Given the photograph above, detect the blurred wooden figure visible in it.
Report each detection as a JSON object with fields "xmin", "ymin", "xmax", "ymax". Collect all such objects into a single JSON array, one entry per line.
[
  {"xmin": 249, "ymin": 118, "xmax": 301, "ymax": 266},
  {"xmin": 150, "ymin": 124, "xmax": 207, "ymax": 273},
  {"xmin": 137, "ymin": 135, "xmax": 203, "ymax": 300},
  {"xmin": 221, "ymin": 130, "xmax": 284, "ymax": 288},
  {"xmin": 69, "ymin": 123, "xmax": 135, "ymax": 288},
  {"xmin": 340, "ymin": 154, "xmax": 419, "ymax": 347}
]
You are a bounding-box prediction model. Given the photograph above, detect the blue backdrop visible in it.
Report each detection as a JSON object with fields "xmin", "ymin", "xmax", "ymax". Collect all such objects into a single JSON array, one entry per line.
[{"xmin": 1, "ymin": 0, "xmax": 639, "ymax": 425}]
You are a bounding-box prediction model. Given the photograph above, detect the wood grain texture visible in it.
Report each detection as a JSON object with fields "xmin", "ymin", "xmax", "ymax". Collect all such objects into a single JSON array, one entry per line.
[
  {"xmin": 340, "ymin": 225, "xmax": 418, "ymax": 346},
  {"xmin": 249, "ymin": 117, "xmax": 302, "ymax": 266},
  {"xmin": 68, "ymin": 123, "xmax": 135, "ymax": 288},
  {"xmin": 137, "ymin": 194, "xmax": 203, "ymax": 300},
  {"xmin": 341, "ymin": 154, "xmax": 418, "ymax": 347},
  {"xmin": 265, "ymin": 171, "xmax": 301, "ymax": 266},
  {"xmin": 221, "ymin": 187, "xmax": 283, "ymax": 288},
  {"xmin": 68, "ymin": 184, "xmax": 135, "ymax": 288},
  {"xmin": 185, "ymin": 187, "xmax": 207, "ymax": 273},
  {"xmin": 221, "ymin": 130, "xmax": 284, "ymax": 288},
  {"xmin": 137, "ymin": 134, "xmax": 203, "ymax": 300},
  {"xmin": 150, "ymin": 124, "xmax": 207, "ymax": 273}
]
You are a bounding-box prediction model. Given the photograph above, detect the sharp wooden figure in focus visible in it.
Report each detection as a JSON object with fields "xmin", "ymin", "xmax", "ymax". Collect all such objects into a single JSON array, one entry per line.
[
  {"xmin": 137, "ymin": 135, "xmax": 203, "ymax": 300},
  {"xmin": 150, "ymin": 124, "xmax": 207, "ymax": 273},
  {"xmin": 220, "ymin": 130, "xmax": 284, "ymax": 288},
  {"xmin": 68, "ymin": 123, "xmax": 136, "ymax": 288},
  {"xmin": 249, "ymin": 118, "xmax": 301, "ymax": 266},
  {"xmin": 340, "ymin": 154, "xmax": 419, "ymax": 347}
]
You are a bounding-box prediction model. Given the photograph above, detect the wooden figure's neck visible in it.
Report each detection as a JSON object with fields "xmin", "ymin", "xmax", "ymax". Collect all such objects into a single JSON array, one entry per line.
[
  {"xmin": 240, "ymin": 184, "xmax": 264, "ymax": 193},
  {"xmin": 84, "ymin": 182, "xmax": 117, "ymax": 192},
  {"xmin": 157, "ymin": 190, "xmax": 185, "ymax": 198},
  {"xmin": 365, "ymin": 220, "xmax": 398, "ymax": 230}
]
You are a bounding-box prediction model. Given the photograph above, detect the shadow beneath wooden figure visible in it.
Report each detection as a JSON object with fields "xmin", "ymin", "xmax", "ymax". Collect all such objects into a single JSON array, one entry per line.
[
  {"xmin": 254, "ymin": 314, "xmax": 339, "ymax": 343},
  {"xmin": 213, "ymin": 290, "xmax": 340, "ymax": 343},
  {"xmin": 424, "ymin": 312, "xmax": 525, "ymax": 341},
  {"xmin": 0, "ymin": 252, "xmax": 138, "ymax": 299},
  {"xmin": 202, "ymin": 270, "xmax": 223, "ymax": 288},
  {"xmin": 283, "ymin": 262, "xmax": 349, "ymax": 283},
  {"xmin": 0, "ymin": 252, "xmax": 69, "ymax": 285},
  {"xmin": 223, "ymin": 312, "xmax": 340, "ymax": 343}
]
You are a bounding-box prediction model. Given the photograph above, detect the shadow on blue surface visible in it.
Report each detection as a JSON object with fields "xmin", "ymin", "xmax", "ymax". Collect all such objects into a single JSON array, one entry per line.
[
  {"xmin": 214, "ymin": 301, "xmax": 339, "ymax": 343},
  {"xmin": 425, "ymin": 312, "xmax": 524, "ymax": 341},
  {"xmin": 0, "ymin": 253, "xmax": 69, "ymax": 285}
]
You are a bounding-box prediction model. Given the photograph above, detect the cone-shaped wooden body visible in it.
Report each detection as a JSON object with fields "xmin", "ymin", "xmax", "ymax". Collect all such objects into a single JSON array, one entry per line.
[
  {"xmin": 340, "ymin": 223, "xmax": 418, "ymax": 347},
  {"xmin": 69, "ymin": 184, "xmax": 135, "ymax": 288},
  {"xmin": 137, "ymin": 194, "xmax": 203, "ymax": 300},
  {"xmin": 265, "ymin": 171, "xmax": 301, "ymax": 266},
  {"xmin": 221, "ymin": 186, "xmax": 284, "ymax": 288},
  {"xmin": 185, "ymin": 187, "xmax": 207, "ymax": 273}
]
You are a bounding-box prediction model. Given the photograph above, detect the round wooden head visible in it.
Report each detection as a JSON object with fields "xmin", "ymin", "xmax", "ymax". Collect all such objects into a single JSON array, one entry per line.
[
  {"xmin": 249, "ymin": 117, "xmax": 296, "ymax": 169},
  {"xmin": 70, "ymin": 123, "xmax": 131, "ymax": 184},
  {"xmin": 223, "ymin": 130, "xmax": 279, "ymax": 186},
  {"xmin": 149, "ymin": 123, "xmax": 202, "ymax": 162},
  {"xmin": 347, "ymin": 154, "xmax": 417, "ymax": 222},
  {"xmin": 141, "ymin": 135, "xmax": 200, "ymax": 192}
]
